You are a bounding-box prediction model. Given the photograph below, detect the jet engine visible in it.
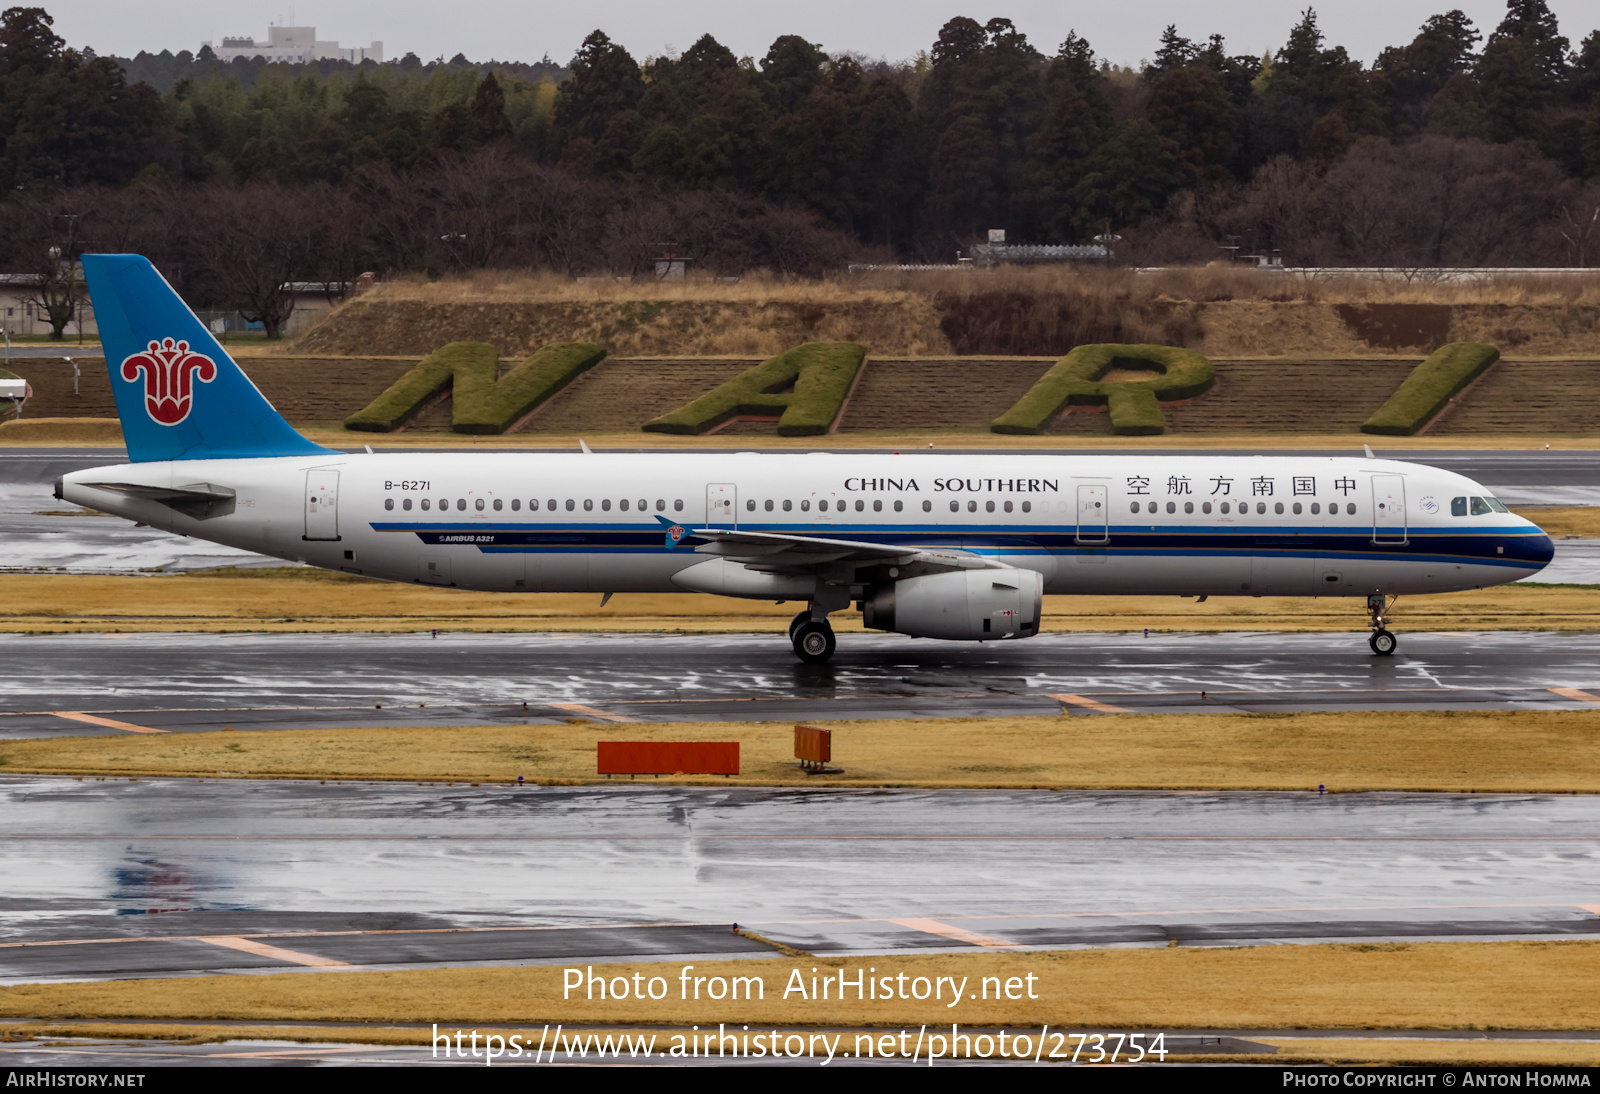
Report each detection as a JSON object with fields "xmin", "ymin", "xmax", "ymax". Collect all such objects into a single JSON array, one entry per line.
[{"xmin": 861, "ymin": 569, "xmax": 1042, "ymax": 641}]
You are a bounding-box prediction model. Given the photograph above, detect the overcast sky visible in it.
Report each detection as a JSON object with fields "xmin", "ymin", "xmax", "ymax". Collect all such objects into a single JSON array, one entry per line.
[{"xmin": 43, "ymin": 1, "xmax": 1600, "ymax": 70}]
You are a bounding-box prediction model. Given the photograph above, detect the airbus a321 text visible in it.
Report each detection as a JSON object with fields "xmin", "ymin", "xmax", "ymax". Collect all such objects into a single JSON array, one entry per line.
[{"xmin": 57, "ymin": 255, "xmax": 1554, "ymax": 663}]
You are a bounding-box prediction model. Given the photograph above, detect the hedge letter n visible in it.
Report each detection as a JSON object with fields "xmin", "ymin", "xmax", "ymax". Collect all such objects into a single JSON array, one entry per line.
[{"xmin": 345, "ymin": 340, "xmax": 606, "ymax": 434}]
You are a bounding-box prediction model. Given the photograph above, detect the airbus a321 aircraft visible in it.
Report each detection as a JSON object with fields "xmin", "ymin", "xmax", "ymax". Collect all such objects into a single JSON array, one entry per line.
[{"xmin": 58, "ymin": 254, "xmax": 1553, "ymax": 663}]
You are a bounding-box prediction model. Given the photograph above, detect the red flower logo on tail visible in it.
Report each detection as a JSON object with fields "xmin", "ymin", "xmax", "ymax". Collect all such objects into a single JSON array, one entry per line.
[{"xmin": 120, "ymin": 338, "xmax": 217, "ymax": 425}]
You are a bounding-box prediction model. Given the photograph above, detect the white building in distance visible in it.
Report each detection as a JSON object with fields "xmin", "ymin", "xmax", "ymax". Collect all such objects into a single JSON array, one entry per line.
[{"xmin": 206, "ymin": 25, "xmax": 383, "ymax": 64}]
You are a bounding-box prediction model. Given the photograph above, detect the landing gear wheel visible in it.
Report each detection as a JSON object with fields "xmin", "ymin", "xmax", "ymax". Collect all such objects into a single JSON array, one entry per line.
[
  {"xmin": 788, "ymin": 611, "xmax": 812, "ymax": 640},
  {"xmin": 792, "ymin": 620, "xmax": 836, "ymax": 664},
  {"xmin": 1369, "ymin": 629, "xmax": 1397, "ymax": 656}
]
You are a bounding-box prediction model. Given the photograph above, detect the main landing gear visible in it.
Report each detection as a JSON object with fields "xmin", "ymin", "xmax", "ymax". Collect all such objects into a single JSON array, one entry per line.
[
  {"xmin": 791, "ymin": 617, "xmax": 836, "ymax": 664},
  {"xmin": 1367, "ymin": 593, "xmax": 1397, "ymax": 656}
]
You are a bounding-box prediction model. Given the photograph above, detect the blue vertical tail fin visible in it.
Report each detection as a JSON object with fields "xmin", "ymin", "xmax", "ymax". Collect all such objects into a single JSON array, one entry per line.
[{"xmin": 82, "ymin": 254, "xmax": 334, "ymax": 462}]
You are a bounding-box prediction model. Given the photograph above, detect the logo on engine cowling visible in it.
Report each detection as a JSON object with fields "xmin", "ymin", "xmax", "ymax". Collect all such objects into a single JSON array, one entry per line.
[{"xmin": 120, "ymin": 338, "xmax": 217, "ymax": 425}]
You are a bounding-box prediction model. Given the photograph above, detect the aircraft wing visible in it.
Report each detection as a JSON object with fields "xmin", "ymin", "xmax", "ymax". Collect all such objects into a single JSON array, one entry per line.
[{"xmin": 674, "ymin": 523, "xmax": 1011, "ymax": 578}]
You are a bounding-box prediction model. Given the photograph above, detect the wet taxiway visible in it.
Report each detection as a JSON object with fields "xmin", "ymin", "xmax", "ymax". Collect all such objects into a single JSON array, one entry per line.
[
  {"xmin": 2, "ymin": 778, "xmax": 1598, "ymax": 983},
  {"xmin": 1, "ymin": 630, "xmax": 1598, "ymax": 738}
]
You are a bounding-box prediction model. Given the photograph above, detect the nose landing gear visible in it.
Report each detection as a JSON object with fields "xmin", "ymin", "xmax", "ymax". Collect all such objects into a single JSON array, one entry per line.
[{"xmin": 1367, "ymin": 593, "xmax": 1397, "ymax": 656}]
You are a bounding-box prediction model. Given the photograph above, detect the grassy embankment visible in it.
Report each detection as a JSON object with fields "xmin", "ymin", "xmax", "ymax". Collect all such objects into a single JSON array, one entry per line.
[
  {"xmin": 4, "ymin": 710, "xmax": 1599, "ymax": 791},
  {"xmin": 5, "ymin": 942, "xmax": 1600, "ymax": 1064}
]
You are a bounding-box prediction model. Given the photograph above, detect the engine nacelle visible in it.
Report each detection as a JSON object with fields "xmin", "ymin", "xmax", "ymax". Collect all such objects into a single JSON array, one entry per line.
[{"xmin": 862, "ymin": 569, "xmax": 1042, "ymax": 641}]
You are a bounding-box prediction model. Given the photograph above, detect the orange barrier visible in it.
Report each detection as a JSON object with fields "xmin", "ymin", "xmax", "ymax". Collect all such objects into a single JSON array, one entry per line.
[
  {"xmin": 794, "ymin": 725, "xmax": 831, "ymax": 764},
  {"xmin": 597, "ymin": 741, "xmax": 739, "ymax": 776}
]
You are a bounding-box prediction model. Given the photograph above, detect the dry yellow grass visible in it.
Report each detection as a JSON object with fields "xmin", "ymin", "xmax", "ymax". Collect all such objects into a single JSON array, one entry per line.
[
  {"xmin": 5, "ymin": 710, "xmax": 1600, "ymax": 791},
  {"xmin": 2, "ymin": 560, "xmax": 1595, "ymax": 635},
  {"xmin": 6, "ymin": 942, "xmax": 1600, "ymax": 1032}
]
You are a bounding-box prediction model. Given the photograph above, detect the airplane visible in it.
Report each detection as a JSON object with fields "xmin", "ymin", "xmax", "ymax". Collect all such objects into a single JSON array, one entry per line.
[{"xmin": 56, "ymin": 254, "xmax": 1554, "ymax": 664}]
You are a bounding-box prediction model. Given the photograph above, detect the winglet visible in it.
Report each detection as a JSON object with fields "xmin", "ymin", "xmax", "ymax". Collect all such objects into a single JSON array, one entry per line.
[
  {"xmin": 579, "ymin": 439, "xmax": 592, "ymax": 454},
  {"xmin": 1363, "ymin": 444, "xmax": 1376, "ymax": 459},
  {"xmin": 654, "ymin": 513, "xmax": 690, "ymax": 549}
]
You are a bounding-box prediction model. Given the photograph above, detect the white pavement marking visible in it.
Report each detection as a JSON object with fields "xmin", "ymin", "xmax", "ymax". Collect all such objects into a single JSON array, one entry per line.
[
  {"xmin": 549, "ymin": 702, "xmax": 639, "ymax": 723},
  {"xmin": 887, "ymin": 917, "xmax": 1018, "ymax": 948},
  {"xmin": 1048, "ymin": 693, "xmax": 1134, "ymax": 714},
  {"xmin": 50, "ymin": 711, "xmax": 166, "ymax": 734},
  {"xmin": 196, "ymin": 935, "xmax": 355, "ymax": 969}
]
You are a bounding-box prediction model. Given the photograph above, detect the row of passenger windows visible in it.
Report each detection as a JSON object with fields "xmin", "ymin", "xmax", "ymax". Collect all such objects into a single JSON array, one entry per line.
[
  {"xmin": 384, "ymin": 497, "xmax": 686, "ymax": 513},
  {"xmin": 1132, "ymin": 500, "xmax": 1359, "ymax": 516},
  {"xmin": 743, "ymin": 498, "xmax": 1036, "ymax": 514}
]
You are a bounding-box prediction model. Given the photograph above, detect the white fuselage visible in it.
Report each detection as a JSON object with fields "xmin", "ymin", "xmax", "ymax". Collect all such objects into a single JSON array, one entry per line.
[{"xmin": 60, "ymin": 451, "xmax": 1552, "ymax": 601}]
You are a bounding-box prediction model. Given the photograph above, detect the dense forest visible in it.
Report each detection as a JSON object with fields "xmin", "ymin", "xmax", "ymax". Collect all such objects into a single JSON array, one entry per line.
[{"xmin": 1, "ymin": 2, "xmax": 1599, "ymax": 332}]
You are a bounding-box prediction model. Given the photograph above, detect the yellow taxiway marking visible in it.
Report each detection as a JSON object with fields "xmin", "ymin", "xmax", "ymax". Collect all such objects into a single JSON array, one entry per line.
[
  {"xmin": 196, "ymin": 935, "xmax": 355, "ymax": 969},
  {"xmin": 887, "ymin": 917, "xmax": 1018, "ymax": 948},
  {"xmin": 51, "ymin": 711, "xmax": 167, "ymax": 734},
  {"xmin": 549, "ymin": 702, "xmax": 639, "ymax": 723},
  {"xmin": 1048, "ymin": 693, "xmax": 1135, "ymax": 714},
  {"xmin": 1550, "ymin": 688, "xmax": 1600, "ymax": 704}
]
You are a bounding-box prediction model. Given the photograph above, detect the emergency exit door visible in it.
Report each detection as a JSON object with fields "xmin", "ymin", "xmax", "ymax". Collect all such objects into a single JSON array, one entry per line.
[
  {"xmin": 1076, "ymin": 484, "xmax": 1108, "ymax": 544},
  {"xmin": 304, "ymin": 469, "xmax": 340, "ymax": 541},
  {"xmin": 706, "ymin": 483, "xmax": 737, "ymax": 528}
]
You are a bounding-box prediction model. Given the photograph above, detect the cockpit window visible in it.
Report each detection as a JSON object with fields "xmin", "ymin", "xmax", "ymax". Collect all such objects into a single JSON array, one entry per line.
[
  {"xmin": 1470, "ymin": 496, "xmax": 1493, "ymax": 516},
  {"xmin": 1451, "ymin": 497, "xmax": 1467, "ymax": 517},
  {"xmin": 1485, "ymin": 497, "xmax": 1508, "ymax": 513}
]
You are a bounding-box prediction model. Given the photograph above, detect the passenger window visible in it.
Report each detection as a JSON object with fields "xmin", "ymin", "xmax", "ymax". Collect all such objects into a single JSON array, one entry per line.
[
  {"xmin": 494, "ymin": 498, "xmax": 504, "ymax": 511},
  {"xmin": 819, "ymin": 500, "xmax": 829, "ymax": 512},
  {"xmin": 421, "ymin": 499, "xmax": 431, "ymax": 511},
  {"xmin": 765, "ymin": 499, "xmax": 774, "ymax": 511},
  {"xmin": 968, "ymin": 500, "xmax": 977, "ymax": 512},
  {"xmin": 1347, "ymin": 502, "xmax": 1357, "ymax": 515},
  {"xmin": 403, "ymin": 498, "xmax": 413, "ymax": 511},
  {"xmin": 1451, "ymin": 497, "xmax": 1467, "ymax": 516},
  {"xmin": 565, "ymin": 499, "xmax": 575, "ymax": 511},
  {"xmin": 584, "ymin": 499, "xmax": 594, "ymax": 511},
  {"xmin": 475, "ymin": 498, "xmax": 485, "ymax": 511},
  {"xmin": 985, "ymin": 500, "xmax": 995, "ymax": 513},
  {"xmin": 894, "ymin": 500, "xmax": 903, "ymax": 512},
  {"xmin": 674, "ymin": 500, "xmax": 683, "ymax": 512},
  {"xmin": 874, "ymin": 499, "xmax": 883, "ymax": 512},
  {"xmin": 1021, "ymin": 500, "xmax": 1031, "ymax": 513},
  {"xmin": 856, "ymin": 499, "xmax": 865, "ymax": 512},
  {"xmin": 1184, "ymin": 501, "xmax": 1193, "ymax": 514},
  {"xmin": 1166, "ymin": 501, "xmax": 1176, "ymax": 514},
  {"xmin": 1201, "ymin": 501, "xmax": 1211, "ymax": 514},
  {"xmin": 1470, "ymin": 496, "xmax": 1493, "ymax": 516},
  {"xmin": 1147, "ymin": 502, "xmax": 1157, "ymax": 514},
  {"xmin": 1274, "ymin": 502, "xmax": 1283, "ymax": 515},
  {"xmin": 783, "ymin": 499, "xmax": 792, "ymax": 512},
  {"xmin": 438, "ymin": 498, "xmax": 447, "ymax": 510},
  {"xmin": 1310, "ymin": 502, "xmax": 1319, "ymax": 515},
  {"xmin": 923, "ymin": 500, "xmax": 932, "ymax": 512},
  {"xmin": 656, "ymin": 499, "xmax": 665, "ymax": 511},
  {"xmin": 511, "ymin": 499, "xmax": 520, "ymax": 511},
  {"xmin": 1220, "ymin": 501, "xmax": 1230, "ymax": 514},
  {"xmin": 638, "ymin": 499, "xmax": 647, "ymax": 511},
  {"xmin": 745, "ymin": 499, "xmax": 754, "ymax": 511},
  {"xmin": 1130, "ymin": 502, "xmax": 1140, "ymax": 514},
  {"xmin": 1256, "ymin": 502, "xmax": 1266, "ymax": 515},
  {"xmin": 546, "ymin": 499, "xmax": 555, "ymax": 511},
  {"xmin": 601, "ymin": 499, "xmax": 611, "ymax": 511},
  {"xmin": 384, "ymin": 498, "xmax": 394, "ymax": 511},
  {"xmin": 620, "ymin": 499, "xmax": 630, "ymax": 511},
  {"xmin": 801, "ymin": 500, "xmax": 810, "ymax": 512},
  {"xmin": 1003, "ymin": 500, "xmax": 1012, "ymax": 513},
  {"xmin": 457, "ymin": 499, "xmax": 467, "ymax": 511}
]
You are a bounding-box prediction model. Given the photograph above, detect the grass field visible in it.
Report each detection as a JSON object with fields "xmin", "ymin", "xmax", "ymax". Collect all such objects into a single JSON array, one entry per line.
[
  {"xmin": 2, "ymin": 560, "xmax": 1593, "ymax": 634},
  {"xmin": 5, "ymin": 941, "xmax": 1600, "ymax": 1038},
  {"xmin": 5, "ymin": 710, "xmax": 1599, "ymax": 791}
]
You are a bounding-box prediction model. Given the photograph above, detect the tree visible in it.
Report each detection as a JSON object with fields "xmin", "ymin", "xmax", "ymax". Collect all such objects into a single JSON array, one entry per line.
[
  {"xmin": 1375, "ymin": 10, "xmax": 1481, "ymax": 133},
  {"xmin": 552, "ymin": 31, "xmax": 644, "ymax": 171},
  {"xmin": 470, "ymin": 73, "xmax": 512, "ymax": 145},
  {"xmin": 759, "ymin": 35, "xmax": 825, "ymax": 115},
  {"xmin": 1477, "ymin": 0, "xmax": 1569, "ymax": 141}
]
